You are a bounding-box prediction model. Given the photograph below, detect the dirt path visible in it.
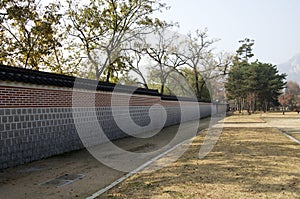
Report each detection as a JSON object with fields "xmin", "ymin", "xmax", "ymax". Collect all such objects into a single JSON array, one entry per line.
[
  {"xmin": 0, "ymin": 118, "xmax": 211, "ymax": 199},
  {"xmin": 101, "ymin": 113, "xmax": 300, "ymax": 199},
  {"xmin": 261, "ymin": 112, "xmax": 300, "ymax": 141}
]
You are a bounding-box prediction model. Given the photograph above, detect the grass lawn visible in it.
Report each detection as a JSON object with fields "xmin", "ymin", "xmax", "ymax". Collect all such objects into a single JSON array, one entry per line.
[{"xmin": 102, "ymin": 114, "xmax": 300, "ymax": 199}]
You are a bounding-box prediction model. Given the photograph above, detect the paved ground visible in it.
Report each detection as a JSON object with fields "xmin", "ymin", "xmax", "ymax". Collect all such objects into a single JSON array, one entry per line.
[
  {"xmin": 261, "ymin": 112, "xmax": 300, "ymax": 141},
  {"xmin": 0, "ymin": 117, "xmax": 212, "ymax": 199}
]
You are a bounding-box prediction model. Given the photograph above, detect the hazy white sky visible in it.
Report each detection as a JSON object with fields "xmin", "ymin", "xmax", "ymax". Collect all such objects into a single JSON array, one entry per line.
[{"xmin": 157, "ymin": 0, "xmax": 300, "ymax": 65}]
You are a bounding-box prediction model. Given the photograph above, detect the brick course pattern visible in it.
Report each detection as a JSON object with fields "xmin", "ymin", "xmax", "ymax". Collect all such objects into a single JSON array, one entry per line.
[
  {"xmin": 0, "ymin": 83, "xmax": 226, "ymax": 170},
  {"xmin": 0, "ymin": 85, "xmax": 160, "ymax": 108}
]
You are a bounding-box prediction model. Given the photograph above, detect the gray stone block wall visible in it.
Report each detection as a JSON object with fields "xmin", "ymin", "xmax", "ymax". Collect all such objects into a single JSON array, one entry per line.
[
  {"xmin": 0, "ymin": 107, "xmax": 81, "ymax": 169},
  {"xmin": 0, "ymin": 69, "xmax": 228, "ymax": 170},
  {"xmin": 0, "ymin": 104, "xmax": 220, "ymax": 170}
]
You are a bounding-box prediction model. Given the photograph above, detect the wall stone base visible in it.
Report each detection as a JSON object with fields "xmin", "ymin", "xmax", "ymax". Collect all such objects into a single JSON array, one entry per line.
[{"xmin": 0, "ymin": 105, "xmax": 224, "ymax": 170}]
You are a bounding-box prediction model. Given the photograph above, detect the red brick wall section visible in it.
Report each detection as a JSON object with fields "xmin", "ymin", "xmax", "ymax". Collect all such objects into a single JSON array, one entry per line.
[
  {"xmin": 0, "ymin": 85, "xmax": 202, "ymax": 108},
  {"xmin": 0, "ymin": 86, "xmax": 71, "ymax": 107}
]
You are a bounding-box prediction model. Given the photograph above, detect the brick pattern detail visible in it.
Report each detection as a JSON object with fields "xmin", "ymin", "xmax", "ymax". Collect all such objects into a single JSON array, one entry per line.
[
  {"xmin": 0, "ymin": 83, "xmax": 227, "ymax": 170},
  {"xmin": 0, "ymin": 106, "xmax": 203, "ymax": 169},
  {"xmin": 0, "ymin": 85, "xmax": 203, "ymax": 108}
]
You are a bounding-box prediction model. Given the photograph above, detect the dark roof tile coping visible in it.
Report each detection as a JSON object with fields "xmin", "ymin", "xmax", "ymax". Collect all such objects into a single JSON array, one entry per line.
[
  {"xmin": 0, "ymin": 64, "xmax": 212, "ymax": 102},
  {"xmin": 0, "ymin": 64, "xmax": 160, "ymax": 96}
]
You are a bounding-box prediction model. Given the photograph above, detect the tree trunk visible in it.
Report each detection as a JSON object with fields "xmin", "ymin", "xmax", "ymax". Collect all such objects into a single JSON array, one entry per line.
[
  {"xmin": 194, "ymin": 68, "xmax": 200, "ymax": 99},
  {"xmin": 96, "ymin": 69, "xmax": 101, "ymax": 80},
  {"xmin": 252, "ymin": 95, "xmax": 256, "ymax": 114},
  {"xmin": 238, "ymin": 98, "xmax": 242, "ymax": 113},
  {"xmin": 106, "ymin": 71, "xmax": 110, "ymax": 82},
  {"xmin": 140, "ymin": 76, "xmax": 148, "ymax": 89},
  {"xmin": 241, "ymin": 98, "xmax": 245, "ymax": 114},
  {"xmin": 199, "ymin": 81, "xmax": 206, "ymax": 99},
  {"xmin": 161, "ymin": 84, "xmax": 165, "ymax": 95}
]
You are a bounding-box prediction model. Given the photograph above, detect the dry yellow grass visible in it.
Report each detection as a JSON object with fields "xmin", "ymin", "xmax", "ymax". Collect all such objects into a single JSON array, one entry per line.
[
  {"xmin": 289, "ymin": 133, "xmax": 300, "ymax": 141},
  {"xmin": 101, "ymin": 115, "xmax": 300, "ymax": 199}
]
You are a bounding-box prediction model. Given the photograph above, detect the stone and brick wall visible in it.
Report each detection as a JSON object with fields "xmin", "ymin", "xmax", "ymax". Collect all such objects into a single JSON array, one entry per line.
[{"xmin": 0, "ymin": 65, "xmax": 227, "ymax": 170}]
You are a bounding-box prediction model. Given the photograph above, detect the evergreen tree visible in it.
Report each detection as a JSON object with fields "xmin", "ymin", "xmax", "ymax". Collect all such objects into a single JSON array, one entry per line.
[{"xmin": 226, "ymin": 39, "xmax": 286, "ymax": 113}]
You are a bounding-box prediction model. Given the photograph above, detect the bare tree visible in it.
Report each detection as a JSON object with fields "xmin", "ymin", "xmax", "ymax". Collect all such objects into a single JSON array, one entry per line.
[
  {"xmin": 143, "ymin": 27, "xmax": 188, "ymax": 95},
  {"xmin": 178, "ymin": 29, "xmax": 232, "ymax": 100},
  {"xmin": 178, "ymin": 29, "xmax": 217, "ymax": 99},
  {"xmin": 201, "ymin": 52, "xmax": 232, "ymax": 101},
  {"xmin": 66, "ymin": 0, "xmax": 168, "ymax": 80},
  {"xmin": 123, "ymin": 48, "xmax": 149, "ymax": 89}
]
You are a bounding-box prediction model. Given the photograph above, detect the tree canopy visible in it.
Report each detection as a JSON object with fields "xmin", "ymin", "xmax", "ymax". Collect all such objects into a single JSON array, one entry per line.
[
  {"xmin": 226, "ymin": 38, "xmax": 286, "ymax": 113},
  {"xmin": 3, "ymin": 1, "xmax": 283, "ymax": 104},
  {"xmin": 0, "ymin": 0, "xmax": 63, "ymax": 70}
]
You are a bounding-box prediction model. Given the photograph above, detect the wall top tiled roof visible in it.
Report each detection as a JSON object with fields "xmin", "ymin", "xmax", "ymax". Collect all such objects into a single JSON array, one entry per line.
[
  {"xmin": 0, "ymin": 64, "xmax": 160, "ymax": 96},
  {"xmin": 0, "ymin": 64, "xmax": 212, "ymax": 102}
]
